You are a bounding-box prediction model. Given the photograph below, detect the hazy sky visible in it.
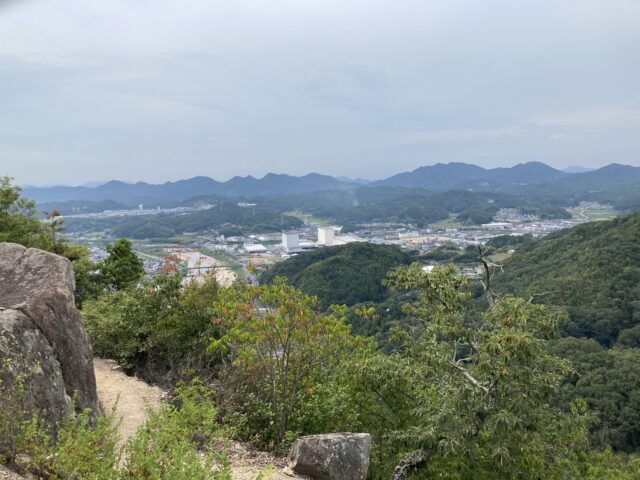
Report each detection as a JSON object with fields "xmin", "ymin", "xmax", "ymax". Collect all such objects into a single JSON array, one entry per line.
[{"xmin": 1, "ymin": 0, "xmax": 639, "ymax": 185}]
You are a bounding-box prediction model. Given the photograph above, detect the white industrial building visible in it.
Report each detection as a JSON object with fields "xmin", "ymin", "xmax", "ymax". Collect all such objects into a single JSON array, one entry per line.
[
  {"xmin": 282, "ymin": 232, "xmax": 300, "ymax": 252},
  {"xmin": 317, "ymin": 227, "xmax": 335, "ymax": 246},
  {"xmin": 244, "ymin": 243, "xmax": 268, "ymax": 254}
]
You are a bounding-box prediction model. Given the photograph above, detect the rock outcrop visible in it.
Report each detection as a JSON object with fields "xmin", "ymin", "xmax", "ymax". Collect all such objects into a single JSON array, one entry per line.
[
  {"xmin": 0, "ymin": 464, "xmax": 27, "ymax": 480},
  {"xmin": 0, "ymin": 243, "xmax": 98, "ymax": 425},
  {"xmin": 288, "ymin": 433, "xmax": 371, "ymax": 480}
]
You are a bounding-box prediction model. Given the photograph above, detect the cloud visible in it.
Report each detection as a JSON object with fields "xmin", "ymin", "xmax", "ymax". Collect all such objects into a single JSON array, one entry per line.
[
  {"xmin": 386, "ymin": 128, "xmax": 526, "ymax": 145},
  {"xmin": 1, "ymin": 0, "xmax": 640, "ymax": 184},
  {"xmin": 531, "ymin": 107, "xmax": 640, "ymax": 131}
]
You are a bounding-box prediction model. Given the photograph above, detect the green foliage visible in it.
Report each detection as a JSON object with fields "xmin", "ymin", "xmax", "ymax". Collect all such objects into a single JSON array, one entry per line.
[
  {"xmin": 486, "ymin": 233, "xmax": 534, "ymax": 249},
  {"xmin": 100, "ymin": 238, "xmax": 145, "ymax": 290},
  {"xmin": 421, "ymin": 244, "xmax": 480, "ymax": 264},
  {"xmin": 2, "ymin": 376, "xmax": 230, "ymax": 480},
  {"xmin": 264, "ymin": 187, "xmax": 569, "ymax": 226},
  {"xmin": 64, "ymin": 202, "xmax": 303, "ymax": 238},
  {"xmin": 0, "ymin": 176, "xmax": 51, "ymax": 248},
  {"xmin": 340, "ymin": 264, "xmax": 591, "ymax": 478},
  {"xmin": 209, "ymin": 279, "xmax": 361, "ymax": 447},
  {"xmin": 495, "ymin": 211, "xmax": 640, "ymax": 346},
  {"xmin": 0, "ymin": 176, "xmax": 104, "ymax": 305},
  {"xmin": 84, "ymin": 273, "xmax": 221, "ymax": 383},
  {"xmin": 550, "ymin": 337, "xmax": 640, "ymax": 452},
  {"xmin": 0, "ymin": 364, "xmax": 33, "ymax": 466},
  {"xmin": 16, "ymin": 408, "xmax": 120, "ymax": 480},
  {"xmin": 259, "ymin": 243, "xmax": 417, "ymax": 309},
  {"xmin": 617, "ymin": 325, "xmax": 640, "ymax": 349},
  {"xmin": 122, "ymin": 379, "xmax": 230, "ymax": 480},
  {"xmin": 581, "ymin": 449, "xmax": 640, "ymax": 479},
  {"xmin": 1, "ymin": 364, "xmax": 119, "ymax": 479}
]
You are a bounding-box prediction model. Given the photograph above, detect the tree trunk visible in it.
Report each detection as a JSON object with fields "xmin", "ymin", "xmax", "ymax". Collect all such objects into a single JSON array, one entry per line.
[{"xmin": 391, "ymin": 448, "xmax": 435, "ymax": 480}]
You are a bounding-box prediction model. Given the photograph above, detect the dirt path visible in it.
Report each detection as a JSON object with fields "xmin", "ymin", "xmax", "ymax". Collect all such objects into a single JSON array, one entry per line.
[
  {"xmin": 93, "ymin": 358, "xmax": 165, "ymax": 449},
  {"xmin": 93, "ymin": 358, "xmax": 302, "ymax": 479}
]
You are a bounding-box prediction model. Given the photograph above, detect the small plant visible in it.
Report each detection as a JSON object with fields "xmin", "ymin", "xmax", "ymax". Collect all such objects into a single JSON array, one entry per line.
[{"xmin": 121, "ymin": 379, "xmax": 231, "ymax": 480}]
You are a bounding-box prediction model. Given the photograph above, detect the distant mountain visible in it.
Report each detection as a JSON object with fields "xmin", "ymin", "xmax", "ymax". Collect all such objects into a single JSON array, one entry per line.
[
  {"xmin": 336, "ymin": 176, "xmax": 371, "ymax": 185},
  {"xmin": 373, "ymin": 162, "xmax": 568, "ymax": 190},
  {"xmin": 553, "ymin": 163, "xmax": 640, "ymax": 191},
  {"xmin": 24, "ymin": 173, "xmax": 356, "ymax": 206},
  {"xmin": 22, "ymin": 162, "xmax": 640, "ymax": 211},
  {"xmin": 374, "ymin": 162, "xmax": 488, "ymax": 189},
  {"xmin": 218, "ymin": 173, "xmax": 353, "ymax": 196},
  {"xmin": 563, "ymin": 165, "xmax": 594, "ymax": 173}
]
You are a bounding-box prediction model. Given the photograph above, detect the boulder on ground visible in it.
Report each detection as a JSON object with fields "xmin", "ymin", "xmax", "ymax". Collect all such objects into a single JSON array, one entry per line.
[
  {"xmin": 288, "ymin": 433, "xmax": 371, "ymax": 480},
  {"xmin": 0, "ymin": 243, "xmax": 98, "ymax": 426},
  {"xmin": 0, "ymin": 464, "xmax": 27, "ymax": 480}
]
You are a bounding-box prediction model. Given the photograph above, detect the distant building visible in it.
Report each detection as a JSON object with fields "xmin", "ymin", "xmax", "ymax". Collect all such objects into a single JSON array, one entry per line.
[
  {"xmin": 282, "ymin": 232, "xmax": 300, "ymax": 252},
  {"xmin": 244, "ymin": 243, "xmax": 268, "ymax": 254},
  {"xmin": 317, "ymin": 227, "xmax": 335, "ymax": 246},
  {"xmin": 481, "ymin": 222, "xmax": 511, "ymax": 230}
]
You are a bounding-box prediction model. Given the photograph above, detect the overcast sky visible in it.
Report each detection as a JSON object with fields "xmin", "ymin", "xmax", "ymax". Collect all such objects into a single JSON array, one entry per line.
[{"xmin": 1, "ymin": 0, "xmax": 639, "ymax": 185}]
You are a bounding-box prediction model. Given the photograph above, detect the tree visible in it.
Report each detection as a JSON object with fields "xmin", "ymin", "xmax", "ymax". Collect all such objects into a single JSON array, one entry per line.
[
  {"xmin": 209, "ymin": 278, "xmax": 356, "ymax": 446},
  {"xmin": 0, "ymin": 177, "xmax": 102, "ymax": 304},
  {"xmin": 346, "ymin": 263, "xmax": 590, "ymax": 479},
  {"xmin": 100, "ymin": 238, "xmax": 145, "ymax": 291},
  {"xmin": 0, "ymin": 176, "xmax": 50, "ymax": 248},
  {"xmin": 550, "ymin": 337, "xmax": 640, "ymax": 452}
]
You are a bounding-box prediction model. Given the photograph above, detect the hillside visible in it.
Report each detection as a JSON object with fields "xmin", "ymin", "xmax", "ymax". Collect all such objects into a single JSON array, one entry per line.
[
  {"xmin": 63, "ymin": 202, "xmax": 304, "ymax": 238},
  {"xmin": 495, "ymin": 210, "xmax": 640, "ymax": 345},
  {"xmin": 259, "ymin": 243, "xmax": 417, "ymax": 309},
  {"xmin": 264, "ymin": 187, "xmax": 570, "ymax": 228},
  {"xmin": 512, "ymin": 163, "xmax": 640, "ymax": 211}
]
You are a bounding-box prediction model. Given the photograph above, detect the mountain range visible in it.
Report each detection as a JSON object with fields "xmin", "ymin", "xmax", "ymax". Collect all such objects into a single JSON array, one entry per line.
[
  {"xmin": 371, "ymin": 161, "xmax": 569, "ymax": 190},
  {"xmin": 22, "ymin": 162, "xmax": 640, "ymax": 209},
  {"xmin": 24, "ymin": 173, "xmax": 355, "ymax": 206}
]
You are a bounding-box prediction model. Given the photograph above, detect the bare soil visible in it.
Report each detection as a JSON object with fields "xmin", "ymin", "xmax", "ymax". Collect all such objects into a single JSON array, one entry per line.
[{"xmin": 93, "ymin": 358, "xmax": 303, "ymax": 479}]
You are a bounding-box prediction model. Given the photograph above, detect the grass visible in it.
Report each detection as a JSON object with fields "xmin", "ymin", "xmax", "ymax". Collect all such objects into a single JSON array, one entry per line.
[
  {"xmin": 283, "ymin": 210, "xmax": 330, "ymax": 225},
  {"xmin": 430, "ymin": 213, "xmax": 462, "ymax": 229},
  {"xmin": 134, "ymin": 244, "xmax": 166, "ymax": 259},
  {"xmin": 488, "ymin": 252, "xmax": 511, "ymax": 264},
  {"xmin": 567, "ymin": 202, "xmax": 618, "ymax": 222}
]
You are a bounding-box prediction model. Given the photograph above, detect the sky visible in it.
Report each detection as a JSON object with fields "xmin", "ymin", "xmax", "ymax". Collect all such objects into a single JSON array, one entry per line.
[{"xmin": 1, "ymin": 0, "xmax": 639, "ymax": 186}]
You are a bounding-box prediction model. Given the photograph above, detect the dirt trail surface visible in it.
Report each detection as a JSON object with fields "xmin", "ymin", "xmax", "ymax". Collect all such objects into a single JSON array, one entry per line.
[
  {"xmin": 93, "ymin": 358, "xmax": 165, "ymax": 448},
  {"xmin": 94, "ymin": 358, "xmax": 302, "ymax": 479}
]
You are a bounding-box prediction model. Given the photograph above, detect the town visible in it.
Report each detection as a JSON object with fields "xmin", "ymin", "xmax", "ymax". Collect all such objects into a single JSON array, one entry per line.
[{"xmin": 67, "ymin": 201, "xmax": 616, "ymax": 283}]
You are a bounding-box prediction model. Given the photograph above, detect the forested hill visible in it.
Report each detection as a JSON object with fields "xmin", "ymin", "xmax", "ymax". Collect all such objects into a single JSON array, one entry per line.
[
  {"xmin": 259, "ymin": 243, "xmax": 417, "ymax": 309},
  {"xmin": 495, "ymin": 210, "xmax": 640, "ymax": 346}
]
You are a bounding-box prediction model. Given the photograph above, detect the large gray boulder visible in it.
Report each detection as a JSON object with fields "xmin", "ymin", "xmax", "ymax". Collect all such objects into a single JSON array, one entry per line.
[
  {"xmin": 0, "ymin": 243, "xmax": 98, "ymax": 425},
  {"xmin": 288, "ymin": 433, "xmax": 371, "ymax": 480},
  {"xmin": 0, "ymin": 464, "xmax": 27, "ymax": 480}
]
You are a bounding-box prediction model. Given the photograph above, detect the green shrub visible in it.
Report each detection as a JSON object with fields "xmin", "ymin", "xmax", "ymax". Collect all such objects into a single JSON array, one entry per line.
[
  {"xmin": 2, "ymin": 371, "xmax": 230, "ymax": 479},
  {"xmin": 83, "ymin": 272, "xmax": 222, "ymax": 384},
  {"xmin": 121, "ymin": 379, "xmax": 230, "ymax": 480},
  {"xmin": 16, "ymin": 409, "xmax": 119, "ymax": 480}
]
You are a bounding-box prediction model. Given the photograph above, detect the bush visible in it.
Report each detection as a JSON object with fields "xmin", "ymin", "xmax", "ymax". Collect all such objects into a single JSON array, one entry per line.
[
  {"xmin": 210, "ymin": 279, "xmax": 367, "ymax": 449},
  {"xmin": 83, "ymin": 272, "xmax": 222, "ymax": 384},
  {"xmin": 2, "ymin": 378, "xmax": 230, "ymax": 480},
  {"xmin": 16, "ymin": 408, "xmax": 120, "ymax": 480},
  {"xmin": 122, "ymin": 379, "xmax": 230, "ymax": 480}
]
